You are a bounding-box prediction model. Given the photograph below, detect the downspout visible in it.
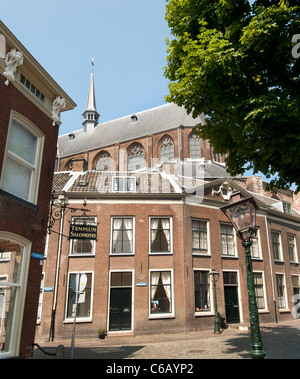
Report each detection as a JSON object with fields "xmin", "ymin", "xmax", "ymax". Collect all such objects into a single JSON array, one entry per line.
[{"xmin": 264, "ymin": 213, "xmax": 277, "ymax": 323}]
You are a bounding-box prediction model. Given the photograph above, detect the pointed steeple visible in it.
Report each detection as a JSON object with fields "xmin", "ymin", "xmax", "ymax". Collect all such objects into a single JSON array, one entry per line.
[{"xmin": 82, "ymin": 59, "xmax": 100, "ymax": 132}]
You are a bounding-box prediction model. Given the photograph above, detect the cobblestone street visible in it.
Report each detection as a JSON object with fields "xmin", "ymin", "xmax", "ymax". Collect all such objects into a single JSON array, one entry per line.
[{"xmin": 33, "ymin": 319, "xmax": 300, "ymax": 360}]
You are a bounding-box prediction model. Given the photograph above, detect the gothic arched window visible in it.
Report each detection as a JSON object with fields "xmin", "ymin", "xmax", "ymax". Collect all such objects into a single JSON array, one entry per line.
[
  {"xmin": 127, "ymin": 144, "xmax": 144, "ymax": 171},
  {"xmin": 95, "ymin": 152, "xmax": 111, "ymax": 171},
  {"xmin": 190, "ymin": 134, "xmax": 201, "ymax": 159},
  {"xmin": 160, "ymin": 136, "xmax": 174, "ymax": 162}
]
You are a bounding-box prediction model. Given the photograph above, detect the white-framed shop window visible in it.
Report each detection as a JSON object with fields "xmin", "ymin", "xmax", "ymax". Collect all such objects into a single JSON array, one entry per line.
[
  {"xmin": 0, "ymin": 232, "xmax": 31, "ymax": 358},
  {"xmin": 0, "ymin": 111, "xmax": 45, "ymax": 204}
]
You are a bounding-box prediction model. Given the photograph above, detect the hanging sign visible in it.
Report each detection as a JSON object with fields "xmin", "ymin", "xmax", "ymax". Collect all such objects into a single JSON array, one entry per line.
[{"xmin": 69, "ymin": 223, "xmax": 97, "ymax": 240}]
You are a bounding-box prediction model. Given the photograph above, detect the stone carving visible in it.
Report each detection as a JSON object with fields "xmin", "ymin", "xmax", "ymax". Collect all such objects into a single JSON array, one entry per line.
[
  {"xmin": 212, "ymin": 181, "xmax": 233, "ymax": 200},
  {"xmin": 3, "ymin": 49, "xmax": 23, "ymax": 86},
  {"xmin": 52, "ymin": 96, "xmax": 66, "ymax": 126}
]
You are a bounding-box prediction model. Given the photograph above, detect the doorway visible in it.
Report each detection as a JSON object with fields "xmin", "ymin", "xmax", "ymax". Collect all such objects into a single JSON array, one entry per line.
[
  {"xmin": 109, "ymin": 272, "xmax": 132, "ymax": 332},
  {"xmin": 223, "ymin": 271, "xmax": 240, "ymax": 324}
]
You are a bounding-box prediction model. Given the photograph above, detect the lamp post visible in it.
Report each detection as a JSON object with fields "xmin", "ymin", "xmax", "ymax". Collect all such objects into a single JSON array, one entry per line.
[
  {"xmin": 208, "ymin": 268, "xmax": 221, "ymax": 334},
  {"xmin": 221, "ymin": 192, "xmax": 265, "ymax": 359}
]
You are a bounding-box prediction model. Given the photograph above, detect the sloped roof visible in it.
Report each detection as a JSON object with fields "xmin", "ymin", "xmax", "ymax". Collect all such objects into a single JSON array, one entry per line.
[
  {"xmin": 58, "ymin": 103, "xmax": 204, "ymax": 157},
  {"xmin": 52, "ymin": 170, "xmax": 180, "ymax": 195}
]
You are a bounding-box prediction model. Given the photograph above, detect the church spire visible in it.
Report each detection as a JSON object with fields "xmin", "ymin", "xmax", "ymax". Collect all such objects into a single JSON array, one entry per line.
[{"xmin": 82, "ymin": 58, "xmax": 100, "ymax": 132}]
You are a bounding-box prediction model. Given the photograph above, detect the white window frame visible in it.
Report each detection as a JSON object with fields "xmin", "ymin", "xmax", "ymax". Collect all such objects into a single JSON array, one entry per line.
[
  {"xmin": 271, "ymin": 231, "xmax": 283, "ymax": 262},
  {"xmin": 149, "ymin": 216, "xmax": 173, "ymax": 255},
  {"xmin": 112, "ymin": 176, "xmax": 136, "ymax": 192},
  {"xmin": 64, "ymin": 271, "xmax": 94, "ymax": 323},
  {"xmin": 0, "ymin": 111, "xmax": 45, "ymax": 205},
  {"xmin": 0, "ymin": 232, "xmax": 31, "ymax": 359},
  {"xmin": 110, "ymin": 217, "xmax": 135, "ymax": 255},
  {"xmin": 69, "ymin": 217, "xmax": 97, "ymax": 257},
  {"xmin": 191, "ymin": 219, "xmax": 211, "ymax": 256},
  {"xmin": 193, "ymin": 268, "xmax": 214, "ymax": 316},
  {"xmin": 251, "ymin": 227, "xmax": 263, "ymax": 260},
  {"xmin": 253, "ymin": 271, "xmax": 268, "ymax": 313},
  {"xmin": 276, "ymin": 273, "xmax": 288, "ymax": 311},
  {"xmin": 288, "ymin": 234, "xmax": 298, "ymax": 263},
  {"xmin": 149, "ymin": 269, "xmax": 174, "ymax": 319},
  {"xmin": 220, "ymin": 223, "xmax": 238, "ymax": 258}
]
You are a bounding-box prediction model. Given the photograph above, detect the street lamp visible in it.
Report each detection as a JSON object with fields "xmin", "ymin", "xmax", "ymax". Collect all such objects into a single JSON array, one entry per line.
[
  {"xmin": 221, "ymin": 192, "xmax": 265, "ymax": 359},
  {"xmin": 208, "ymin": 268, "xmax": 221, "ymax": 334}
]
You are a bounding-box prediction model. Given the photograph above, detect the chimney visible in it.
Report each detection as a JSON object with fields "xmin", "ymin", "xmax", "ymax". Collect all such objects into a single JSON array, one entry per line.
[{"xmin": 246, "ymin": 176, "xmax": 264, "ymax": 195}]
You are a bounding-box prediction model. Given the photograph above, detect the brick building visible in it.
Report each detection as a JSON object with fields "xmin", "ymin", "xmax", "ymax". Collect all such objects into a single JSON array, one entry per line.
[
  {"xmin": 34, "ymin": 71, "xmax": 300, "ymax": 342},
  {"xmin": 0, "ymin": 22, "xmax": 75, "ymax": 358}
]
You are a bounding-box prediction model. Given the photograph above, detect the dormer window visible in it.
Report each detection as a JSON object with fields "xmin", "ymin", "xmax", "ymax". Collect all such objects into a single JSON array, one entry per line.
[
  {"xmin": 112, "ymin": 176, "xmax": 136, "ymax": 192},
  {"xmin": 283, "ymin": 201, "xmax": 292, "ymax": 215}
]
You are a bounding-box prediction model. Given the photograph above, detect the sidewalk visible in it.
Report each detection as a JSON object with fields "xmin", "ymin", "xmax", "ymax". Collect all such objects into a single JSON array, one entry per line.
[{"xmin": 32, "ymin": 319, "xmax": 300, "ymax": 359}]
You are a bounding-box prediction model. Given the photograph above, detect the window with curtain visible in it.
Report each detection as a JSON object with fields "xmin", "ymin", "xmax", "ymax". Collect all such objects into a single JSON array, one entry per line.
[
  {"xmin": 276, "ymin": 274, "xmax": 286, "ymax": 309},
  {"xmin": 250, "ymin": 228, "xmax": 261, "ymax": 259},
  {"xmin": 0, "ymin": 236, "xmax": 30, "ymax": 357},
  {"xmin": 194, "ymin": 271, "xmax": 211, "ymax": 312},
  {"xmin": 95, "ymin": 152, "xmax": 111, "ymax": 171},
  {"xmin": 220, "ymin": 224, "xmax": 236, "ymax": 256},
  {"xmin": 127, "ymin": 144, "xmax": 144, "ymax": 171},
  {"xmin": 192, "ymin": 220, "xmax": 208, "ymax": 254},
  {"xmin": 160, "ymin": 137, "xmax": 174, "ymax": 163},
  {"xmin": 111, "ymin": 218, "xmax": 134, "ymax": 254},
  {"xmin": 288, "ymin": 234, "xmax": 297, "ymax": 262},
  {"xmin": 150, "ymin": 218, "xmax": 171, "ymax": 253},
  {"xmin": 1, "ymin": 117, "xmax": 44, "ymax": 203},
  {"xmin": 271, "ymin": 232, "xmax": 282, "ymax": 261},
  {"xmin": 66, "ymin": 273, "xmax": 92, "ymax": 320},
  {"xmin": 150, "ymin": 271, "xmax": 172, "ymax": 314},
  {"xmin": 70, "ymin": 218, "xmax": 96, "ymax": 255},
  {"xmin": 190, "ymin": 134, "xmax": 201, "ymax": 159},
  {"xmin": 253, "ymin": 272, "xmax": 265, "ymax": 310}
]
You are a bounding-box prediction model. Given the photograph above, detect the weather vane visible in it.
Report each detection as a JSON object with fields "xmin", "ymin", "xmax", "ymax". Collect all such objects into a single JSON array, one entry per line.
[{"xmin": 91, "ymin": 57, "xmax": 94, "ymax": 71}]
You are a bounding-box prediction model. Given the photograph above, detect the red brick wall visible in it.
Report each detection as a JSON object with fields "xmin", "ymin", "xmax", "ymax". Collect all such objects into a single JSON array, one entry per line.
[{"xmin": 0, "ymin": 79, "xmax": 58, "ymax": 358}]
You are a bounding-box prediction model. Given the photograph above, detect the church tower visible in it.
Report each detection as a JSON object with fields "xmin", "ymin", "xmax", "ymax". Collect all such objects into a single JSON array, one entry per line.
[{"xmin": 82, "ymin": 59, "xmax": 100, "ymax": 132}]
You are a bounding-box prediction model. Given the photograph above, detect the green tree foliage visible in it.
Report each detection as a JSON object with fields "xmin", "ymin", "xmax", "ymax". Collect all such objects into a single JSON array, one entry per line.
[{"xmin": 164, "ymin": 0, "xmax": 300, "ymax": 191}]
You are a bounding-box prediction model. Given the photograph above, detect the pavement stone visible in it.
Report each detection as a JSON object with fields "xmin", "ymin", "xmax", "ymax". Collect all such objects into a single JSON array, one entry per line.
[{"xmin": 32, "ymin": 319, "xmax": 300, "ymax": 360}]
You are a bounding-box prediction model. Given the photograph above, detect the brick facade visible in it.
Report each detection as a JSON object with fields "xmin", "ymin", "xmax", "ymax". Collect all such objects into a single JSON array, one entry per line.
[
  {"xmin": 35, "ymin": 172, "xmax": 300, "ymax": 342},
  {"xmin": 0, "ymin": 21, "xmax": 75, "ymax": 358}
]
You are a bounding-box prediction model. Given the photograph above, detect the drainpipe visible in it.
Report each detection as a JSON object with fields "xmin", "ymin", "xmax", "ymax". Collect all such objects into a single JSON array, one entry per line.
[
  {"xmin": 264, "ymin": 214, "xmax": 277, "ymax": 323},
  {"xmin": 49, "ymin": 194, "xmax": 66, "ymax": 341}
]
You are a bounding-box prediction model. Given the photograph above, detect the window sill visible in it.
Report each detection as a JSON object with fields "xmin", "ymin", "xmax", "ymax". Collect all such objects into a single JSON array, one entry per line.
[
  {"xmin": 221, "ymin": 255, "xmax": 238, "ymax": 259},
  {"xmin": 148, "ymin": 314, "xmax": 175, "ymax": 320},
  {"xmin": 274, "ymin": 260, "xmax": 285, "ymax": 264},
  {"xmin": 279, "ymin": 309, "xmax": 290, "ymax": 314},
  {"xmin": 0, "ymin": 189, "xmax": 37, "ymax": 210},
  {"xmin": 69, "ymin": 254, "xmax": 95, "ymax": 258},
  {"xmin": 149, "ymin": 252, "xmax": 173, "ymax": 255},
  {"xmin": 192, "ymin": 253, "xmax": 211, "ymax": 257},
  {"xmin": 194, "ymin": 311, "xmax": 214, "ymax": 317},
  {"xmin": 64, "ymin": 318, "xmax": 92, "ymax": 324}
]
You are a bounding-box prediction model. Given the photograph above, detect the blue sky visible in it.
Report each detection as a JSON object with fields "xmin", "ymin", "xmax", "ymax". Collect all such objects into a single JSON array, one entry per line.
[
  {"xmin": 1, "ymin": 0, "xmax": 171, "ymax": 135},
  {"xmin": 1, "ymin": 1, "xmax": 296, "ymax": 189}
]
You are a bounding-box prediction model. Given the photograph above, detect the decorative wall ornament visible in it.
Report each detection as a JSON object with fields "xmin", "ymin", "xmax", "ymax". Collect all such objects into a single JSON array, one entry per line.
[
  {"xmin": 3, "ymin": 49, "xmax": 23, "ymax": 86},
  {"xmin": 212, "ymin": 181, "xmax": 233, "ymax": 200},
  {"xmin": 52, "ymin": 96, "xmax": 66, "ymax": 126}
]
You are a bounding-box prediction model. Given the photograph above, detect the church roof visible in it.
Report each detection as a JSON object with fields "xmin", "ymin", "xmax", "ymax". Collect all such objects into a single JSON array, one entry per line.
[{"xmin": 58, "ymin": 103, "xmax": 205, "ymax": 157}]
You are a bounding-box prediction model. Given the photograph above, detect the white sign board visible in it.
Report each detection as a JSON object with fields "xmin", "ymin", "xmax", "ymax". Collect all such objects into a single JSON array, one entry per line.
[{"xmin": 70, "ymin": 273, "xmax": 87, "ymax": 293}]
